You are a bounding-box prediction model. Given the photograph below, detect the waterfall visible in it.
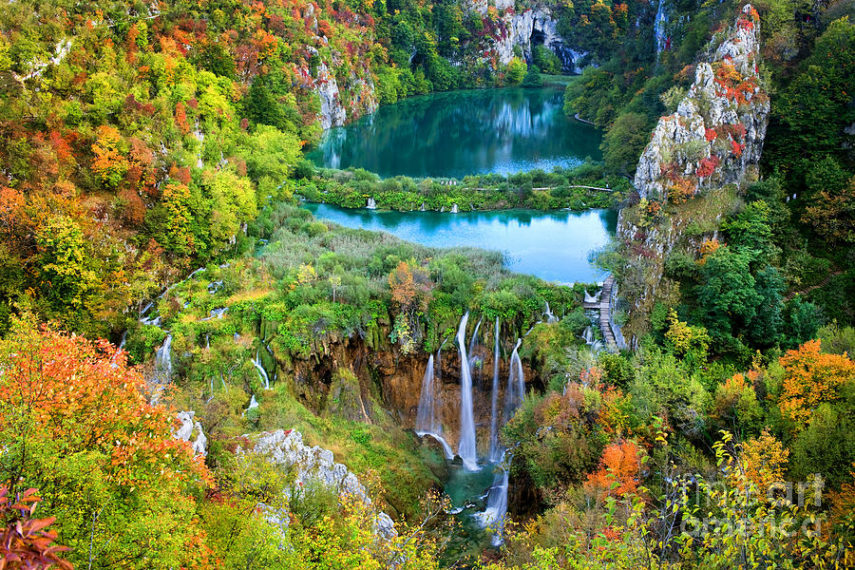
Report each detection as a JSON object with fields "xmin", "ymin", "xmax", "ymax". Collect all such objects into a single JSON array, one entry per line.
[
  {"xmin": 654, "ymin": 0, "xmax": 668, "ymax": 56},
  {"xmin": 584, "ymin": 288, "xmax": 601, "ymax": 304},
  {"xmin": 366, "ymin": 197, "xmax": 377, "ymax": 209},
  {"xmin": 489, "ymin": 318, "xmax": 502, "ymax": 462},
  {"xmin": 252, "ymin": 349, "xmax": 271, "ymax": 390},
  {"xmin": 118, "ymin": 330, "xmax": 128, "ymax": 350},
  {"xmin": 475, "ymin": 452, "xmax": 511, "ymax": 547},
  {"xmin": 469, "ymin": 317, "xmax": 483, "ymax": 388},
  {"xmin": 544, "ymin": 302, "xmax": 557, "ymax": 323},
  {"xmin": 244, "ymin": 394, "xmax": 259, "ymax": 416},
  {"xmin": 456, "ymin": 312, "xmax": 478, "ymax": 471},
  {"xmin": 477, "ymin": 339, "xmax": 525, "ymax": 545},
  {"xmin": 155, "ymin": 334, "xmax": 173, "ymax": 382},
  {"xmin": 503, "ymin": 339, "xmax": 524, "ymax": 421},
  {"xmin": 416, "ymin": 354, "xmax": 438, "ymax": 433},
  {"xmin": 468, "ymin": 317, "xmax": 483, "ymax": 356},
  {"xmin": 415, "ymin": 354, "xmax": 455, "ymax": 460}
]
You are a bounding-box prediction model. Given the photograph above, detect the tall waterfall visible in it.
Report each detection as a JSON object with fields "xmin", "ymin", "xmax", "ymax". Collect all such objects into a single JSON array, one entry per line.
[
  {"xmin": 489, "ymin": 318, "xmax": 502, "ymax": 462},
  {"xmin": 414, "ymin": 355, "xmax": 455, "ymax": 460},
  {"xmin": 503, "ymin": 339, "xmax": 525, "ymax": 421},
  {"xmin": 416, "ymin": 354, "xmax": 437, "ymax": 432},
  {"xmin": 479, "ymin": 338, "xmax": 526, "ymax": 546},
  {"xmin": 252, "ymin": 349, "xmax": 271, "ymax": 390},
  {"xmin": 654, "ymin": 0, "xmax": 668, "ymax": 56},
  {"xmin": 456, "ymin": 312, "xmax": 479, "ymax": 471}
]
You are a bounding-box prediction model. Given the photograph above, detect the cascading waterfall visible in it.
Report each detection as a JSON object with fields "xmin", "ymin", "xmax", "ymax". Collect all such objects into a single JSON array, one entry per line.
[
  {"xmin": 456, "ymin": 312, "xmax": 479, "ymax": 471},
  {"xmin": 415, "ymin": 350, "xmax": 455, "ymax": 459},
  {"xmin": 488, "ymin": 317, "xmax": 502, "ymax": 462},
  {"xmin": 476, "ymin": 452, "xmax": 511, "ymax": 547},
  {"xmin": 544, "ymin": 302, "xmax": 557, "ymax": 323},
  {"xmin": 478, "ymin": 337, "xmax": 526, "ymax": 546},
  {"xmin": 584, "ymin": 288, "xmax": 601, "ymax": 304},
  {"xmin": 503, "ymin": 339, "xmax": 524, "ymax": 421},
  {"xmin": 252, "ymin": 349, "xmax": 271, "ymax": 390}
]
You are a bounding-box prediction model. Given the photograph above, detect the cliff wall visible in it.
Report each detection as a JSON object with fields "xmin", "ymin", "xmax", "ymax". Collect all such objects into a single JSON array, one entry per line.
[{"xmin": 616, "ymin": 5, "xmax": 769, "ymax": 339}]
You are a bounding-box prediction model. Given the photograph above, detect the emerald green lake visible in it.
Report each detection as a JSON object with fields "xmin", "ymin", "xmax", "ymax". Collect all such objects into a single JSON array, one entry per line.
[
  {"xmin": 306, "ymin": 87, "xmax": 602, "ymax": 179},
  {"xmin": 304, "ymin": 204, "xmax": 617, "ymax": 284}
]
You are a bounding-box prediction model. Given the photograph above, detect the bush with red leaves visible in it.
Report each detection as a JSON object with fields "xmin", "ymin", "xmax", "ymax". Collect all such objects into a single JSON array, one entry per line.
[{"xmin": 0, "ymin": 487, "xmax": 72, "ymax": 570}]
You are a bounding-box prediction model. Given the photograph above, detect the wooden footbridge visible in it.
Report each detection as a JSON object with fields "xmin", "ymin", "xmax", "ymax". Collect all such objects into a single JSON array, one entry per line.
[{"xmin": 583, "ymin": 275, "xmax": 618, "ymax": 349}]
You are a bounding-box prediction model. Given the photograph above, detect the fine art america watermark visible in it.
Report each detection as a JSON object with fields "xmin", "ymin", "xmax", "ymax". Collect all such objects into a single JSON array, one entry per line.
[{"xmin": 677, "ymin": 475, "xmax": 828, "ymax": 540}]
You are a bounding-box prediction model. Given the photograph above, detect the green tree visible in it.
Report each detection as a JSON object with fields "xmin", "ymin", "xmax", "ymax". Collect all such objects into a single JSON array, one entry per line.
[
  {"xmin": 35, "ymin": 215, "xmax": 99, "ymax": 315},
  {"xmin": 602, "ymin": 113, "xmax": 650, "ymax": 175},
  {"xmin": 506, "ymin": 57, "xmax": 527, "ymax": 85}
]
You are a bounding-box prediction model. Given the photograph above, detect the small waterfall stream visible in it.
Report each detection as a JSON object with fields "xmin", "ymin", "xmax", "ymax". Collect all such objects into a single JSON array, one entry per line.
[
  {"xmin": 457, "ymin": 312, "xmax": 479, "ymax": 471},
  {"xmin": 252, "ymin": 349, "xmax": 271, "ymax": 390},
  {"xmin": 488, "ymin": 317, "xmax": 501, "ymax": 462},
  {"xmin": 654, "ymin": 0, "xmax": 668, "ymax": 56},
  {"xmin": 155, "ymin": 333, "xmax": 173, "ymax": 382}
]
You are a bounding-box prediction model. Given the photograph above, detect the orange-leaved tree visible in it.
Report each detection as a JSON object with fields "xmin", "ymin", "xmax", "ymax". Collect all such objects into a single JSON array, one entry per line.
[
  {"xmin": 0, "ymin": 320, "xmax": 214, "ymax": 569},
  {"xmin": 778, "ymin": 339, "xmax": 855, "ymax": 425},
  {"xmin": 584, "ymin": 440, "xmax": 643, "ymax": 501}
]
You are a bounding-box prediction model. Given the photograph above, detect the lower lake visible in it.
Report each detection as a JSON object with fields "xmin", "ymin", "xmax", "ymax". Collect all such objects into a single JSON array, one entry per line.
[{"xmin": 303, "ymin": 203, "xmax": 617, "ymax": 284}]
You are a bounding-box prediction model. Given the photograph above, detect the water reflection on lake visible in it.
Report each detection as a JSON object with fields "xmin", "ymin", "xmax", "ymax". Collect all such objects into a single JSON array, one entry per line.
[
  {"xmin": 304, "ymin": 203, "xmax": 617, "ymax": 284},
  {"xmin": 306, "ymin": 87, "xmax": 603, "ymax": 179}
]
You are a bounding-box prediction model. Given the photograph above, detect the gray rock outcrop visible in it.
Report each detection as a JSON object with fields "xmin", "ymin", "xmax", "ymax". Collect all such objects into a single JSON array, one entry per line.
[
  {"xmin": 634, "ymin": 4, "xmax": 768, "ymax": 202},
  {"xmin": 617, "ymin": 5, "xmax": 769, "ymax": 339},
  {"xmin": 175, "ymin": 411, "xmax": 207, "ymax": 456},
  {"xmin": 251, "ymin": 429, "xmax": 397, "ymax": 539}
]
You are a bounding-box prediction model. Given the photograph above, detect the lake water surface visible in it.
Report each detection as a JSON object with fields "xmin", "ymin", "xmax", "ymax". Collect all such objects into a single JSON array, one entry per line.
[
  {"xmin": 304, "ymin": 203, "xmax": 617, "ymax": 284},
  {"xmin": 306, "ymin": 87, "xmax": 602, "ymax": 179}
]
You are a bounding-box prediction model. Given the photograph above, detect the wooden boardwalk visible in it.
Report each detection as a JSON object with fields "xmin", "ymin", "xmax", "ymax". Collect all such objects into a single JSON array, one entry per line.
[{"xmin": 582, "ymin": 275, "xmax": 617, "ymax": 348}]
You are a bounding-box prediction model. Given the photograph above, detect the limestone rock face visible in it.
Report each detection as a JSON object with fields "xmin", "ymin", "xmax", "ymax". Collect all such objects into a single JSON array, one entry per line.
[
  {"xmin": 175, "ymin": 411, "xmax": 207, "ymax": 456},
  {"xmin": 252, "ymin": 429, "xmax": 397, "ymax": 539},
  {"xmin": 466, "ymin": 1, "xmax": 586, "ymax": 73},
  {"xmin": 633, "ymin": 4, "xmax": 769, "ymax": 202},
  {"xmin": 315, "ymin": 61, "xmax": 347, "ymax": 129},
  {"xmin": 617, "ymin": 5, "xmax": 769, "ymax": 339},
  {"xmin": 301, "ymin": 23, "xmax": 378, "ymax": 129}
]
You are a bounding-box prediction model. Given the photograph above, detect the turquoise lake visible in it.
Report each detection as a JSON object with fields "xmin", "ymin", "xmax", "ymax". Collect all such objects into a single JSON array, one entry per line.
[
  {"xmin": 303, "ymin": 204, "xmax": 617, "ymax": 284},
  {"xmin": 306, "ymin": 87, "xmax": 603, "ymax": 179}
]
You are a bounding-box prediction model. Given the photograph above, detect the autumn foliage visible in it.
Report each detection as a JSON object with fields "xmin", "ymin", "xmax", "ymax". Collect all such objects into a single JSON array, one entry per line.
[
  {"xmin": 0, "ymin": 321, "xmax": 208, "ymax": 487},
  {"xmin": 0, "ymin": 320, "xmax": 213, "ymax": 568},
  {"xmin": 584, "ymin": 440, "xmax": 642, "ymax": 500},
  {"xmin": 778, "ymin": 340, "xmax": 855, "ymax": 425},
  {"xmin": 0, "ymin": 487, "xmax": 72, "ymax": 570}
]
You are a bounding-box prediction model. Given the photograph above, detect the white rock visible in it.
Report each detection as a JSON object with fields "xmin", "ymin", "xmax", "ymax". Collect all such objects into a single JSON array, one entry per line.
[
  {"xmin": 175, "ymin": 411, "xmax": 207, "ymax": 456},
  {"xmin": 251, "ymin": 429, "xmax": 397, "ymax": 538}
]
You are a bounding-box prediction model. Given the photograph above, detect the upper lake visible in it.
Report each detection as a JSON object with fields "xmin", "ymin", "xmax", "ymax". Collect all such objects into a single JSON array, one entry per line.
[{"xmin": 306, "ymin": 86, "xmax": 603, "ymax": 179}]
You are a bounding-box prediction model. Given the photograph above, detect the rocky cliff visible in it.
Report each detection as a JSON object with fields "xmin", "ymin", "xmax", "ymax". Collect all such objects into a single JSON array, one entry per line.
[
  {"xmin": 297, "ymin": 5, "xmax": 379, "ymax": 129},
  {"xmin": 250, "ymin": 429, "xmax": 397, "ymax": 538},
  {"xmin": 464, "ymin": 0, "xmax": 586, "ymax": 73},
  {"xmin": 617, "ymin": 5, "xmax": 769, "ymax": 339}
]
